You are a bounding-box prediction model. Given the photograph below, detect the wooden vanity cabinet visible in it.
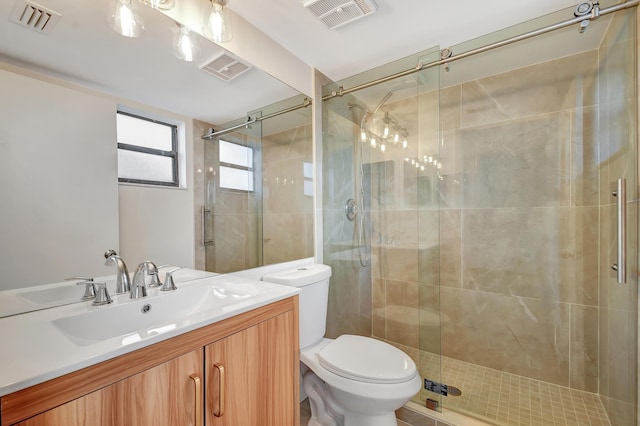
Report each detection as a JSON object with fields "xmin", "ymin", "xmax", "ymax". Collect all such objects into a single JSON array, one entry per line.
[
  {"xmin": 206, "ymin": 310, "xmax": 297, "ymax": 426},
  {"xmin": 13, "ymin": 349, "xmax": 203, "ymax": 426},
  {"xmin": 0, "ymin": 296, "xmax": 299, "ymax": 426}
]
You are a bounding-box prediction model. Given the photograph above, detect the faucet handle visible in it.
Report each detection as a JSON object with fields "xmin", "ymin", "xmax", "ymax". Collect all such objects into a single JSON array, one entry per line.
[
  {"xmin": 75, "ymin": 280, "xmax": 97, "ymax": 301},
  {"xmin": 92, "ymin": 282, "xmax": 113, "ymax": 306},
  {"xmin": 161, "ymin": 267, "xmax": 182, "ymax": 292}
]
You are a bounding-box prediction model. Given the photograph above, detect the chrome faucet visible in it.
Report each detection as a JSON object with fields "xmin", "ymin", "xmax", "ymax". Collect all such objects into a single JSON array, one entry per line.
[
  {"xmin": 104, "ymin": 250, "xmax": 131, "ymax": 294},
  {"xmin": 130, "ymin": 261, "xmax": 159, "ymax": 299},
  {"xmin": 145, "ymin": 261, "xmax": 162, "ymax": 288}
]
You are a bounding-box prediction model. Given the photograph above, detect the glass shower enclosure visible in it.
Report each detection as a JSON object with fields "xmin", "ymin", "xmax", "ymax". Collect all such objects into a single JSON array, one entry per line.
[{"xmin": 322, "ymin": 3, "xmax": 638, "ymax": 425}]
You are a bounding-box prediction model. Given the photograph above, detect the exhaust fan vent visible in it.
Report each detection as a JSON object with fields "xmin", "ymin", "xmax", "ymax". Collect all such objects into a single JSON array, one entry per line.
[
  {"xmin": 200, "ymin": 52, "xmax": 252, "ymax": 82},
  {"xmin": 303, "ymin": 0, "xmax": 377, "ymax": 29},
  {"xmin": 10, "ymin": 0, "xmax": 61, "ymax": 34}
]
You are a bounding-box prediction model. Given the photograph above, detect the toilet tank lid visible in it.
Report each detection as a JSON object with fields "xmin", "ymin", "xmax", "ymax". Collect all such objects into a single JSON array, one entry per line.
[{"xmin": 262, "ymin": 264, "xmax": 332, "ymax": 287}]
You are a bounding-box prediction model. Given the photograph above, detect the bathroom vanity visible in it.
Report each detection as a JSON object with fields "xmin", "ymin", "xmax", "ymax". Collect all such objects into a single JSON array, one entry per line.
[{"xmin": 0, "ymin": 273, "xmax": 300, "ymax": 426}]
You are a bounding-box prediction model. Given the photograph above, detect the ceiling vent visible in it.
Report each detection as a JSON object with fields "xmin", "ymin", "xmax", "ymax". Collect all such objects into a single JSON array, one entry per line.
[
  {"xmin": 303, "ymin": 0, "xmax": 377, "ymax": 29},
  {"xmin": 9, "ymin": 0, "xmax": 61, "ymax": 35},
  {"xmin": 200, "ymin": 52, "xmax": 252, "ymax": 82}
]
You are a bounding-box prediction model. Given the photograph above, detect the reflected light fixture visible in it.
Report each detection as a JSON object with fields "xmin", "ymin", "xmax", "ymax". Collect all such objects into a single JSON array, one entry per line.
[
  {"xmin": 141, "ymin": 0, "xmax": 175, "ymax": 10},
  {"xmin": 204, "ymin": 0, "xmax": 232, "ymax": 43},
  {"xmin": 174, "ymin": 25, "xmax": 200, "ymax": 62},
  {"xmin": 108, "ymin": 0, "xmax": 144, "ymax": 38}
]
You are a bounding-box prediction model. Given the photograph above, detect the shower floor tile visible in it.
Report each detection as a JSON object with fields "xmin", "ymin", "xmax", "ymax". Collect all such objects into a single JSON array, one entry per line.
[{"xmin": 390, "ymin": 341, "xmax": 611, "ymax": 426}]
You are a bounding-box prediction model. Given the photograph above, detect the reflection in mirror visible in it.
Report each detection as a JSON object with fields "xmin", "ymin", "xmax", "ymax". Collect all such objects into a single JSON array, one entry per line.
[
  {"xmin": 197, "ymin": 94, "xmax": 314, "ymax": 274},
  {"xmin": 0, "ymin": 0, "xmax": 307, "ymax": 316}
]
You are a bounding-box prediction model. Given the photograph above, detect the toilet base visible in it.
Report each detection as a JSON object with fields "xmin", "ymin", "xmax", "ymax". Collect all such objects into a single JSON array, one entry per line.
[{"xmin": 303, "ymin": 370, "xmax": 400, "ymax": 426}]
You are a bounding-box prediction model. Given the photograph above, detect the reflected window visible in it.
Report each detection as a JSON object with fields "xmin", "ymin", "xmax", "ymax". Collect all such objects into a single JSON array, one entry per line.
[
  {"xmin": 303, "ymin": 161, "xmax": 313, "ymax": 197},
  {"xmin": 116, "ymin": 111, "xmax": 178, "ymax": 186},
  {"xmin": 219, "ymin": 140, "xmax": 254, "ymax": 192}
]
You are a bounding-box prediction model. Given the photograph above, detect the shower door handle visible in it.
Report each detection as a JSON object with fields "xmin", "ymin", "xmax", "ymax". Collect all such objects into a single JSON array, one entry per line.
[
  {"xmin": 202, "ymin": 206, "xmax": 214, "ymax": 246},
  {"xmin": 611, "ymin": 178, "xmax": 627, "ymax": 284}
]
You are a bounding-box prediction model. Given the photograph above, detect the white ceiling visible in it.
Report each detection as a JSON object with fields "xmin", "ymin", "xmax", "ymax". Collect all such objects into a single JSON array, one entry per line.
[
  {"xmin": 0, "ymin": 0, "xmax": 621, "ymax": 126},
  {"xmin": 229, "ymin": 0, "xmax": 591, "ymax": 81}
]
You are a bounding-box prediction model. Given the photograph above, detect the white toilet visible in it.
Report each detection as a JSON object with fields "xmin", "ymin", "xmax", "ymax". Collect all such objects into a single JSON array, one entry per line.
[{"xmin": 262, "ymin": 264, "xmax": 421, "ymax": 426}]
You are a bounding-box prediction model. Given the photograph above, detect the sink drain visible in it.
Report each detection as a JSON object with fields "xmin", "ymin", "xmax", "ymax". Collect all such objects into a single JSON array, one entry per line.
[{"xmin": 141, "ymin": 304, "xmax": 152, "ymax": 314}]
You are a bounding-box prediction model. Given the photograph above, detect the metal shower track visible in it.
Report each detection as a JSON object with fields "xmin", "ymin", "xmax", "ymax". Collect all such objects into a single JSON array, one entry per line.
[
  {"xmin": 203, "ymin": 0, "xmax": 638, "ymax": 139},
  {"xmin": 322, "ymin": 0, "xmax": 639, "ymax": 100},
  {"xmin": 201, "ymin": 97, "xmax": 311, "ymax": 139}
]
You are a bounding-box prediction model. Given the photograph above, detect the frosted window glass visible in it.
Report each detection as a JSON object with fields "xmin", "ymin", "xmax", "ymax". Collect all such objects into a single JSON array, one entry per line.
[
  {"xmin": 118, "ymin": 150, "xmax": 174, "ymax": 183},
  {"xmin": 303, "ymin": 162, "xmax": 313, "ymax": 196},
  {"xmin": 304, "ymin": 180, "xmax": 314, "ymax": 197},
  {"xmin": 220, "ymin": 140, "xmax": 252, "ymax": 168},
  {"xmin": 303, "ymin": 162, "xmax": 313, "ymax": 179},
  {"xmin": 220, "ymin": 166, "xmax": 254, "ymax": 191},
  {"xmin": 117, "ymin": 113, "xmax": 173, "ymax": 151}
]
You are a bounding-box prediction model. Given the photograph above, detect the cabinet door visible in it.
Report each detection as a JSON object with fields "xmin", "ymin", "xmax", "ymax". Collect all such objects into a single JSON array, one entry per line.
[
  {"xmin": 114, "ymin": 348, "xmax": 204, "ymax": 426},
  {"xmin": 206, "ymin": 311, "xmax": 296, "ymax": 426},
  {"xmin": 15, "ymin": 349, "xmax": 204, "ymax": 426},
  {"xmin": 13, "ymin": 387, "xmax": 116, "ymax": 426}
]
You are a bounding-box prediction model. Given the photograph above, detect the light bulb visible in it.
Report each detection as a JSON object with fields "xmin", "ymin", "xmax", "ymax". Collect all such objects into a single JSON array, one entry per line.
[
  {"xmin": 394, "ymin": 132, "xmax": 399, "ymax": 143},
  {"xmin": 370, "ymin": 138, "xmax": 377, "ymax": 148},
  {"xmin": 361, "ymin": 130, "xmax": 367, "ymax": 142},
  {"xmin": 108, "ymin": 0, "xmax": 144, "ymax": 38},
  {"xmin": 383, "ymin": 124, "xmax": 389, "ymax": 138},
  {"xmin": 174, "ymin": 25, "xmax": 200, "ymax": 62},
  {"xmin": 380, "ymin": 143, "xmax": 386, "ymax": 152},
  {"xmin": 402, "ymin": 139, "xmax": 408, "ymax": 149},
  {"xmin": 204, "ymin": 0, "xmax": 232, "ymax": 43}
]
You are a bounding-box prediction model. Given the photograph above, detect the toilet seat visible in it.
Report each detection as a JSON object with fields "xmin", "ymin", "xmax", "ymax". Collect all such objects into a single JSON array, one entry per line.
[{"xmin": 317, "ymin": 335, "xmax": 417, "ymax": 384}]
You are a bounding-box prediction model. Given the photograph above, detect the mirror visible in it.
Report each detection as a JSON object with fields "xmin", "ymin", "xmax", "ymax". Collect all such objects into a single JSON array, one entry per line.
[{"xmin": 0, "ymin": 0, "xmax": 312, "ymax": 314}]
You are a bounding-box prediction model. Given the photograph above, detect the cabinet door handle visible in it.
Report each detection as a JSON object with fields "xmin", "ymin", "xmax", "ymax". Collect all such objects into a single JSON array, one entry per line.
[
  {"xmin": 190, "ymin": 374, "xmax": 202, "ymax": 426},
  {"xmin": 214, "ymin": 363, "xmax": 225, "ymax": 417}
]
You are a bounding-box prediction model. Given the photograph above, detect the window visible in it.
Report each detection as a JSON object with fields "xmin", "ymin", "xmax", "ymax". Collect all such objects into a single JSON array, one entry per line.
[
  {"xmin": 219, "ymin": 140, "xmax": 254, "ymax": 192},
  {"xmin": 303, "ymin": 161, "xmax": 313, "ymax": 197},
  {"xmin": 116, "ymin": 111, "xmax": 178, "ymax": 186}
]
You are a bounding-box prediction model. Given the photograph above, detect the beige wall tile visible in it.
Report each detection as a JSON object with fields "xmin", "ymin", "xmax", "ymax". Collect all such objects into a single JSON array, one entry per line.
[
  {"xmin": 570, "ymin": 304, "xmax": 598, "ymax": 392},
  {"xmin": 462, "ymin": 207, "xmax": 598, "ymax": 305},
  {"xmin": 385, "ymin": 279, "xmax": 420, "ymax": 347},
  {"xmin": 441, "ymin": 287, "xmax": 570, "ymax": 386},
  {"xmin": 570, "ymin": 106, "xmax": 600, "ymax": 207},
  {"xmin": 457, "ymin": 112, "xmax": 571, "ymax": 209},
  {"xmin": 460, "ymin": 51, "xmax": 597, "ymax": 128}
]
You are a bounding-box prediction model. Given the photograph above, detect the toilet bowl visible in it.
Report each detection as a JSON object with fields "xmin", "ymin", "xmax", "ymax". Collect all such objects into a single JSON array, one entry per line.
[{"xmin": 262, "ymin": 264, "xmax": 421, "ymax": 426}]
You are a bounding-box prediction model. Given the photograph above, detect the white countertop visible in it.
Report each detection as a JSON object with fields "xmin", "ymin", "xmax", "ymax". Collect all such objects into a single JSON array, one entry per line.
[{"xmin": 0, "ymin": 271, "xmax": 299, "ymax": 397}]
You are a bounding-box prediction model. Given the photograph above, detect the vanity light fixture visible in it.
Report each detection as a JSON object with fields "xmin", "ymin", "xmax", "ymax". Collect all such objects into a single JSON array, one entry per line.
[
  {"xmin": 173, "ymin": 24, "xmax": 200, "ymax": 62},
  {"xmin": 108, "ymin": 0, "xmax": 144, "ymax": 38},
  {"xmin": 203, "ymin": 0, "xmax": 232, "ymax": 43}
]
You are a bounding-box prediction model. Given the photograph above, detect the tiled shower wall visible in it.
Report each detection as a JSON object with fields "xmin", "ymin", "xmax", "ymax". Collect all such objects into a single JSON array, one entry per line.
[
  {"xmin": 262, "ymin": 124, "xmax": 315, "ymax": 265},
  {"xmin": 369, "ymin": 11, "xmax": 637, "ymax": 423}
]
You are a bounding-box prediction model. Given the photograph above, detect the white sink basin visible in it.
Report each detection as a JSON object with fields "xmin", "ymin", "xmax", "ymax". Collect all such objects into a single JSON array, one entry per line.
[{"xmin": 52, "ymin": 284, "xmax": 252, "ymax": 346}]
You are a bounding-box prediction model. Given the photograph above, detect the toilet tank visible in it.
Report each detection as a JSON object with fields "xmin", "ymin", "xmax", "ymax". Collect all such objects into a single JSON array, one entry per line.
[{"xmin": 262, "ymin": 264, "xmax": 332, "ymax": 350}]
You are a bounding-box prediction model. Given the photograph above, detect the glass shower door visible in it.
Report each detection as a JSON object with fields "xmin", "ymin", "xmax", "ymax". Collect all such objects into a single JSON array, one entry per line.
[
  {"xmin": 321, "ymin": 46, "xmax": 445, "ymax": 411},
  {"xmin": 432, "ymin": 6, "xmax": 638, "ymax": 425},
  {"xmin": 203, "ymin": 117, "xmax": 263, "ymax": 273}
]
